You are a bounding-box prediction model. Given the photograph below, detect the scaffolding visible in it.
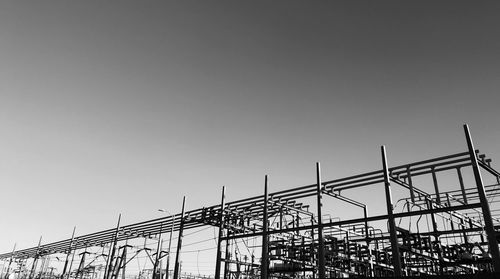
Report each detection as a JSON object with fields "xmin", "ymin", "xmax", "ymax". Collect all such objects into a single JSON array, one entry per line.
[{"xmin": 1, "ymin": 125, "xmax": 500, "ymax": 278}]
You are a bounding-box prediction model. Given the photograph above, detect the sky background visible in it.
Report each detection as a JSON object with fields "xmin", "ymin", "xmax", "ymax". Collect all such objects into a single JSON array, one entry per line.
[{"xmin": 1, "ymin": 0, "xmax": 500, "ymax": 265}]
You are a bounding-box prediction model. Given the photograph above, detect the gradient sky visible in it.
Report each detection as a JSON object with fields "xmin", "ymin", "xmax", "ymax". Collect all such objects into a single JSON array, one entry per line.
[{"xmin": 1, "ymin": 0, "xmax": 500, "ymax": 259}]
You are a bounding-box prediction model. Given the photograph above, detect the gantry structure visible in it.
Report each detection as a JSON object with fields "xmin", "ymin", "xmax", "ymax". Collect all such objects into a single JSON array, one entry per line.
[{"xmin": 1, "ymin": 125, "xmax": 500, "ymax": 279}]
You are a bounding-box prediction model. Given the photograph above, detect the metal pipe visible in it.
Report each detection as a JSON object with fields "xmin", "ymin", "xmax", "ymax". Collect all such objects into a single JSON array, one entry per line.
[
  {"xmin": 67, "ymin": 241, "xmax": 78, "ymax": 279},
  {"xmin": 363, "ymin": 207, "xmax": 369, "ymax": 242},
  {"xmin": 223, "ymin": 231, "xmax": 230, "ymax": 279},
  {"xmin": 165, "ymin": 214, "xmax": 174, "ymax": 279},
  {"xmin": 153, "ymin": 223, "xmax": 163, "ymax": 279},
  {"xmin": 463, "ymin": 124, "xmax": 500, "ymax": 271},
  {"xmin": 121, "ymin": 244, "xmax": 129, "ymax": 279},
  {"xmin": 29, "ymin": 236, "xmax": 42, "ymax": 279},
  {"xmin": 62, "ymin": 227, "xmax": 76, "ymax": 279},
  {"xmin": 260, "ymin": 176, "xmax": 269, "ymax": 279},
  {"xmin": 215, "ymin": 186, "xmax": 226, "ymax": 279},
  {"xmin": 381, "ymin": 146, "xmax": 402, "ymax": 277},
  {"xmin": 173, "ymin": 197, "xmax": 185, "ymax": 279},
  {"xmin": 110, "ymin": 245, "xmax": 125, "ymax": 279},
  {"xmin": 431, "ymin": 168, "xmax": 441, "ymax": 204},
  {"xmin": 407, "ymin": 166, "xmax": 415, "ymax": 203},
  {"xmin": 456, "ymin": 167, "xmax": 468, "ymax": 204},
  {"xmin": 316, "ymin": 162, "xmax": 326, "ymax": 279},
  {"xmin": 104, "ymin": 214, "xmax": 121, "ymax": 279}
]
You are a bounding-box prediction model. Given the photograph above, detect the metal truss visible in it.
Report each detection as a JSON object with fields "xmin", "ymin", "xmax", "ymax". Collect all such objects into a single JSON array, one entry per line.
[{"xmin": 1, "ymin": 125, "xmax": 500, "ymax": 279}]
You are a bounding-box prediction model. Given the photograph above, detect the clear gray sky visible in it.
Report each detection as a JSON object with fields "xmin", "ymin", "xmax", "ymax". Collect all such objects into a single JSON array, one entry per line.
[{"xmin": 1, "ymin": 0, "xmax": 500, "ymax": 255}]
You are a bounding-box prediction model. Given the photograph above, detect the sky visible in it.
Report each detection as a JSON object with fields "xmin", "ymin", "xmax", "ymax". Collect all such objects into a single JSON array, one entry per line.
[{"xmin": 1, "ymin": 0, "xmax": 500, "ymax": 265}]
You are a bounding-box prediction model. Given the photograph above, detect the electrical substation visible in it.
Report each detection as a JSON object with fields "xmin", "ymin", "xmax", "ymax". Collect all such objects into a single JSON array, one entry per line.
[{"xmin": 2, "ymin": 125, "xmax": 500, "ymax": 279}]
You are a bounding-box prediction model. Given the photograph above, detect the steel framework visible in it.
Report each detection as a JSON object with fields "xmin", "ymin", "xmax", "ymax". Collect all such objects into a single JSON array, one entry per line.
[{"xmin": 1, "ymin": 125, "xmax": 500, "ymax": 279}]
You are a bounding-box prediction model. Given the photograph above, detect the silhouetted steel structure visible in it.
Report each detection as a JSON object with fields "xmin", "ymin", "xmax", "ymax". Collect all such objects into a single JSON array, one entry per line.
[{"xmin": 1, "ymin": 125, "xmax": 500, "ymax": 279}]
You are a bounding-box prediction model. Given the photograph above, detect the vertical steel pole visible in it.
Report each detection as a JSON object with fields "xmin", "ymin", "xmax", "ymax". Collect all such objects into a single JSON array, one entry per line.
[
  {"xmin": 153, "ymin": 224, "xmax": 164, "ymax": 279},
  {"xmin": 261, "ymin": 175, "xmax": 269, "ymax": 279},
  {"xmin": 62, "ymin": 227, "xmax": 76, "ymax": 279},
  {"xmin": 121, "ymin": 243, "xmax": 128, "ymax": 279},
  {"xmin": 463, "ymin": 124, "xmax": 500, "ymax": 271},
  {"xmin": 76, "ymin": 251, "xmax": 87, "ymax": 279},
  {"xmin": 407, "ymin": 166, "xmax": 415, "ymax": 203},
  {"xmin": 29, "ymin": 236, "xmax": 43, "ymax": 279},
  {"xmin": 165, "ymin": 215, "xmax": 174, "ymax": 279},
  {"xmin": 173, "ymin": 197, "xmax": 186, "ymax": 279},
  {"xmin": 67, "ymin": 242, "xmax": 78, "ymax": 279},
  {"xmin": 363, "ymin": 207, "xmax": 369, "ymax": 241},
  {"xmin": 4, "ymin": 243, "xmax": 16, "ymax": 279},
  {"xmin": 112, "ymin": 250, "xmax": 122, "ymax": 279},
  {"xmin": 104, "ymin": 214, "xmax": 121, "ymax": 279},
  {"xmin": 159, "ymin": 242, "xmax": 164, "ymax": 279},
  {"xmin": 112, "ymin": 247, "xmax": 126, "ymax": 279},
  {"xmin": 381, "ymin": 146, "xmax": 402, "ymax": 277},
  {"xmin": 316, "ymin": 162, "xmax": 326, "ymax": 279},
  {"xmin": 456, "ymin": 167, "xmax": 468, "ymax": 204},
  {"xmin": 215, "ymin": 186, "xmax": 226, "ymax": 279},
  {"xmin": 224, "ymin": 231, "xmax": 230, "ymax": 279},
  {"xmin": 431, "ymin": 168, "xmax": 441, "ymax": 204}
]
